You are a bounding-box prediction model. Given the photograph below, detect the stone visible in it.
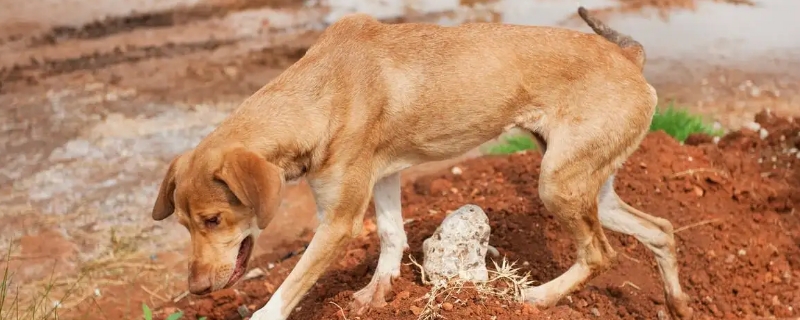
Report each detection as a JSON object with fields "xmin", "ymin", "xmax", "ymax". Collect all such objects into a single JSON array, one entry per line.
[{"xmin": 422, "ymin": 204, "xmax": 491, "ymax": 284}]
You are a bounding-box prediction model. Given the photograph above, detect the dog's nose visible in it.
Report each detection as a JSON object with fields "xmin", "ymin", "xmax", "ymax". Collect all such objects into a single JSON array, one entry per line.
[
  {"xmin": 188, "ymin": 263, "xmax": 212, "ymax": 295},
  {"xmin": 188, "ymin": 282, "xmax": 212, "ymax": 295}
]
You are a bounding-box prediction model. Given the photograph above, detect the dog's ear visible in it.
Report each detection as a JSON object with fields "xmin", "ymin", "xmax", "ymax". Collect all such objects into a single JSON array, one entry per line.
[
  {"xmin": 152, "ymin": 156, "xmax": 181, "ymax": 221},
  {"xmin": 215, "ymin": 149, "xmax": 284, "ymax": 229}
]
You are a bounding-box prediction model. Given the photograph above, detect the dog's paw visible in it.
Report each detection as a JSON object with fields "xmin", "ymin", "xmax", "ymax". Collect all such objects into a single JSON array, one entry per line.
[
  {"xmin": 350, "ymin": 276, "xmax": 393, "ymax": 314},
  {"xmin": 248, "ymin": 308, "xmax": 286, "ymax": 320},
  {"xmin": 522, "ymin": 286, "xmax": 559, "ymax": 308},
  {"xmin": 666, "ymin": 293, "xmax": 694, "ymax": 320}
]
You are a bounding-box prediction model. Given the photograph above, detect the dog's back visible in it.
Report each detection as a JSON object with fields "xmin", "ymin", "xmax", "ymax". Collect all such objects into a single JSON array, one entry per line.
[{"xmin": 294, "ymin": 14, "xmax": 652, "ymax": 163}]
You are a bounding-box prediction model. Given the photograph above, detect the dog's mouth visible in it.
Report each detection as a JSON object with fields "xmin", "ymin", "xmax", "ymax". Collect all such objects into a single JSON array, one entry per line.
[{"xmin": 225, "ymin": 235, "xmax": 254, "ymax": 288}]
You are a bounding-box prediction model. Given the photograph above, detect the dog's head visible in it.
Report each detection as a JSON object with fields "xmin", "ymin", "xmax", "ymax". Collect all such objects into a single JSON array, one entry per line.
[{"xmin": 151, "ymin": 148, "xmax": 284, "ymax": 295}]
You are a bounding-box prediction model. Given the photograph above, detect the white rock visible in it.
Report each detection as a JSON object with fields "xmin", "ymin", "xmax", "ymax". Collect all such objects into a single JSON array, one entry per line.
[
  {"xmin": 423, "ymin": 204, "xmax": 491, "ymax": 284},
  {"xmin": 451, "ymin": 166, "xmax": 463, "ymax": 175}
]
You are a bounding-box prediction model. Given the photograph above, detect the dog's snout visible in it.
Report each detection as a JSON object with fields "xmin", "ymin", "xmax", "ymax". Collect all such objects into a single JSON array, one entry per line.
[
  {"xmin": 188, "ymin": 275, "xmax": 212, "ymax": 295},
  {"xmin": 188, "ymin": 262, "xmax": 212, "ymax": 295},
  {"xmin": 189, "ymin": 283, "xmax": 212, "ymax": 295}
]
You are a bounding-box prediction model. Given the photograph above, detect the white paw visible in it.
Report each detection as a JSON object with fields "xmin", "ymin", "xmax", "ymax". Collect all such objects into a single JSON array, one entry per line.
[
  {"xmin": 251, "ymin": 288, "xmax": 286, "ymax": 320},
  {"xmin": 522, "ymin": 286, "xmax": 549, "ymax": 306},
  {"xmin": 249, "ymin": 307, "xmax": 285, "ymax": 320}
]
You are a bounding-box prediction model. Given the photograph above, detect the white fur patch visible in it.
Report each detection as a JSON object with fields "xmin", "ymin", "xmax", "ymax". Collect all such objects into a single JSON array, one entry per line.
[
  {"xmin": 354, "ymin": 172, "xmax": 407, "ymax": 301},
  {"xmin": 251, "ymin": 287, "xmax": 285, "ymax": 320},
  {"xmin": 373, "ymin": 172, "xmax": 407, "ymax": 276}
]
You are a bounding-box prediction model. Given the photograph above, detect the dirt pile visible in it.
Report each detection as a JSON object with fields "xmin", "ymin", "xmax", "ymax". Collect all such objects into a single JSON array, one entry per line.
[{"xmin": 156, "ymin": 110, "xmax": 799, "ymax": 320}]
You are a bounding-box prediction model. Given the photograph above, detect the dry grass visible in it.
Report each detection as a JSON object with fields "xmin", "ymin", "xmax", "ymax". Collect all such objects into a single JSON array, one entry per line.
[
  {"xmin": 0, "ymin": 244, "xmax": 85, "ymax": 320},
  {"xmin": 409, "ymin": 255, "xmax": 536, "ymax": 320},
  {"xmin": 0, "ymin": 218, "xmax": 184, "ymax": 320}
]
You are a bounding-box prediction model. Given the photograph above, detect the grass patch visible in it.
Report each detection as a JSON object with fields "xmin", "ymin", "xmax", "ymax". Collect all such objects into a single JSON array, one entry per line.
[
  {"xmin": 486, "ymin": 135, "xmax": 538, "ymax": 155},
  {"xmin": 142, "ymin": 303, "xmax": 204, "ymax": 320},
  {"xmin": 486, "ymin": 104, "xmax": 723, "ymax": 155},
  {"xmin": 0, "ymin": 245, "xmax": 83, "ymax": 320},
  {"xmin": 649, "ymin": 104, "xmax": 723, "ymax": 142}
]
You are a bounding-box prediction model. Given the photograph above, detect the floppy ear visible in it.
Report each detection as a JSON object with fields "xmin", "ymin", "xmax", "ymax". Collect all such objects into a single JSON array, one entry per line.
[
  {"xmin": 152, "ymin": 156, "xmax": 180, "ymax": 221},
  {"xmin": 215, "ymin": 148, "xmax": 284, "ymax": 229}
]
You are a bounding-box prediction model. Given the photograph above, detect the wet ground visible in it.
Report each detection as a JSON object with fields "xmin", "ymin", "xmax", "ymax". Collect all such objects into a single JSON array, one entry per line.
[{"xmin": 0, "ymin": 0, "xmax": 798, "ymax": 318}]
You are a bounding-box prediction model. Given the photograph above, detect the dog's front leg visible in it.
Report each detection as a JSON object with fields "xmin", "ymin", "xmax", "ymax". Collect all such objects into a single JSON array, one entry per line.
[
  {"xmin": 250, "ymin": 170, "xmax": 374, "ymax": 320},
  {"xmin": 351, "ymin": 172, "xmax": 407, "ymax": 313}
]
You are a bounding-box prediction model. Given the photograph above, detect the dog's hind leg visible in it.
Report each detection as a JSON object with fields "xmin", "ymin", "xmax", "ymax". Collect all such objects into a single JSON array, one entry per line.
[
  {"xmin": 351, "ymin": 172, "xmax": 407, "ymax": 313},
  {"xmin": 522, "ymin": 129, "xmax": 620, "ymax": 309},
  {"xmin": 519, "ymin": 83, "xmax": 660, "ymax": 310},
  {"xmin": 597, "ymin": 176, "xmax": 693, "ymax": 319}
]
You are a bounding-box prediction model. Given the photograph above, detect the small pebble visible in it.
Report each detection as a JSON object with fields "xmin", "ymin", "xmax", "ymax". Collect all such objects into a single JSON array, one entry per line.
[
  {"xmin": 451, "ymin": 166, "xmax": 463, "ymax": 175},
  {"xmin": 759, "ymin": 128, "xmax": 769, "ymax": 140},
  {"xmin": 725, "ymin": 254, "xmax": 736, "ymax": 263},
  {"xmin": 591, "ymin": 307, "xmax": 601, "ymax": 317},
  {"xmin": 737, "ymin": 249, "xmax": 747, "ymax": 256},
  {"xmin": 410, "ymin": 305, "xmax": 423, "ymax": 316},
  {"xmin": 244, "ymin": 268, "xmax": 266, "ymax": 280},
  {"xmin": 395, "ymin": 291, "xmax": 411, "ymax": 301},
  {"xmin": 237, "ymin": 305, "xmax": 251, "ymax": 318},
  {"xmin": 743, "ymin": 121, "xmax": 761, "ymax": 132},
  {"xmin": 442, "ymin": 302, "xmax": 454, "ymax": 311}
]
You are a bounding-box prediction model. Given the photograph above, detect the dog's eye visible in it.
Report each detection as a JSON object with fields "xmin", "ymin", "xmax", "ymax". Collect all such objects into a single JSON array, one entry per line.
[{"xmin": 204, "ymin": 216, "xmax": 220, "ymax": 229}]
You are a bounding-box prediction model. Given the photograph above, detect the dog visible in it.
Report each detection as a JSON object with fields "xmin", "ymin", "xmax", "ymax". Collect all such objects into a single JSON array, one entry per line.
[{"xmin": 151, "ymin": 7, "xmax": 693, "ymax": 320}]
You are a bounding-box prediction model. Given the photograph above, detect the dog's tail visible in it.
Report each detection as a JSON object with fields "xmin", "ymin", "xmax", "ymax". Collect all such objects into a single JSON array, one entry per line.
[{"xmin": 577, "ymin": 6, "xmax": 646, "ymax": 71}]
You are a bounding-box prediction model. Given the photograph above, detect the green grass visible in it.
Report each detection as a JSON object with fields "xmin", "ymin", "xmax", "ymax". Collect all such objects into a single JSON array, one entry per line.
[
  {"xmin": 486, "ymin": 135, "xmax": 538, "ymax": 155},
  {"xmin": 649, "ymin": 104, "xmax": 723, "ymax": 142},
  {"xmin": 486, "ymin": 104, "xmax": 723, "ymax": 155},
  {"xmin": 143, "ymin": 303, "xmax": 205, "ymax": 320}
]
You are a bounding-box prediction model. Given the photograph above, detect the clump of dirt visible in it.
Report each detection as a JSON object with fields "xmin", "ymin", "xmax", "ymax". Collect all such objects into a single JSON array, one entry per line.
[{"xmin": 157, "ymin": 111, "xmax": 799, "ymax": 319}]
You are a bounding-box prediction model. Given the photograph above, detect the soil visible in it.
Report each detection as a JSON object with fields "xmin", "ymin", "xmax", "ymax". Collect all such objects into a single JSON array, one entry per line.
[{"xmin": 150, "ymin": 111, "xmax": 800, "ymax": 320}]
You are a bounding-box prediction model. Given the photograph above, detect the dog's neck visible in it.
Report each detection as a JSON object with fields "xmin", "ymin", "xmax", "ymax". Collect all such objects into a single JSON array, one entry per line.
[{"xmin": 200, "ymin": 70, "xmax": 330, "ymax": 183}]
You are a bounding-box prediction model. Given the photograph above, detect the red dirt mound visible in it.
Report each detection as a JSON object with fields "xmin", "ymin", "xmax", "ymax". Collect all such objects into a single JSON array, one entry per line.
[{"xmin": 156, "ymin": 111, "xmax": 800, "ymax": 320}]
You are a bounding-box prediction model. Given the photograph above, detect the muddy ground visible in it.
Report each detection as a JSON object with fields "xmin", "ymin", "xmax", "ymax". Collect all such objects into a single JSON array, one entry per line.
[{"xmin": 1, "ymin": 0, "xmax": 799, "ymax": 319}]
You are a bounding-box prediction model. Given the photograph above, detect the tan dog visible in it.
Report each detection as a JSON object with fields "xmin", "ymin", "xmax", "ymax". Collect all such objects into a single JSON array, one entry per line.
[{"xmin": 152, "ymin": 7, "xmax": 693, "ymax": 320}]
